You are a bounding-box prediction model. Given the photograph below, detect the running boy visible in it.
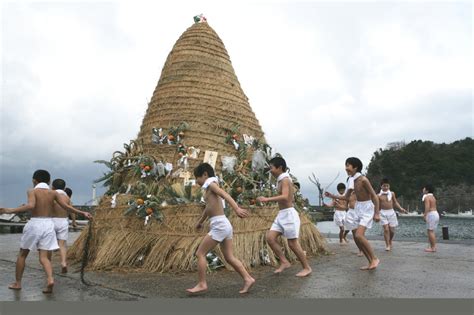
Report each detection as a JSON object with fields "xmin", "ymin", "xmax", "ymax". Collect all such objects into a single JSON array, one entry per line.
[
  {"xmin": 378, "ymin": 178, "xmax": 408, "ymax": 251},
  {"xmin": 422, "ymin": 184, "xmax": 439, "ymax": 252},
  {"xmin": 187, "ymin": 163, "xmax": 255, "ymax": 294},
  {"xmin": 257, "ymin": 157, "xmax": 312, "ymax": 277},
  {"xmin": 325, "ymin": 157, "xmax": 380, "ymax": 270},
  {"xmin": 0, "ymin": 170, "xmax": 92, "ymax": 293},
  {"xmin": 324, "ymin": 183, "xmax": 349, "ymax": 245}
]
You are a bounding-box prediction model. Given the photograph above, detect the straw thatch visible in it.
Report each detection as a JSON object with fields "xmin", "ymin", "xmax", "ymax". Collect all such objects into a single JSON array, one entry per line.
[
  {"xmin": 136, "ymin": 22, "xmax": 265, "ymax": 172},
  {"xmin": 68, "ymin": 20, "xmax": 327, "ymax": 273},
  {"xmin": 68, "ymin": 195, "xmax": 327, "ymax": 272}
]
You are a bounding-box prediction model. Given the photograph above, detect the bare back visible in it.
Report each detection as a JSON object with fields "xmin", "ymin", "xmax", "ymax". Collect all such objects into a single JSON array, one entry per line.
[
  {"xmin": 51, "ymin": 194, "xmax": 70, "ymax": 218},
  {"xmin": 424, "ymin": 195, "xmax": 437, "ymax": 212},
  {"xmin": 203, "ymin": 185, "xmax": 225, "ymax": 218},
  {"xmin": 277, "ymin": 178, "xmax": 294, "ymax": 209},
  {"xmin": 30, "ymin": 189, "xmax": 58, "ymax": 217}
]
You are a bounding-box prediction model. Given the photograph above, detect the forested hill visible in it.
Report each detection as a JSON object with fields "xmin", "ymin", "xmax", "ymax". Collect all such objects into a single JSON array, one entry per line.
[{"xmin": 366, "ymin": 138, "xmax": 473, "ymax": 207}]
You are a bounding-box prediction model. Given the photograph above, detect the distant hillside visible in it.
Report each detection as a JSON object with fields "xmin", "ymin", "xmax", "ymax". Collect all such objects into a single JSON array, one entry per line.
[{"xmin": 366, "ymin": 138, "xmax": 474, "ymax": 212}]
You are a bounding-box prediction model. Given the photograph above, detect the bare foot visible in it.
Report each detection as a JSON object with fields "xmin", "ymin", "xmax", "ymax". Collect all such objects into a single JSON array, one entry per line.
[
  {"xmin": 42, "ymin": 281, "xmax": 54, "ymax": 294},
  {"xmin": 424, "ymin": 248, "xmax": 437, "ymax": 252},
  {"xmin": 295, "ymin": 268, "xmax": 312, "ymax": 277},
  {"xmin": 357, "ymin": 252, "xmax": 364, "ymax": 257},
  {"xmin": 186, "ymin": 283, "xmax": 208, "ymax": 294},
  {"xmin": 239, "ymin": 277, "xmax": 255, "ymax": 294},
  {"xmin": 61, "ymin": 266, "xmax": 68, "ymax": 274},
  {"xmin": 368, "ymin": 258, "xmax": 380, "ymax": 270},
  {"xmin": 274, "ymin": 261, "xmax": 291, "ymax": 274},
  {"xmin": 8, "ymin": 283, "xmax": 21, "ymax": 290},
  {"xmin": 360, "ymin": 265, "xmax": 370, "ymax": 270},
  {"xmin": 385, "ymin": 246, "xmax": 391, "ymax": 251}
]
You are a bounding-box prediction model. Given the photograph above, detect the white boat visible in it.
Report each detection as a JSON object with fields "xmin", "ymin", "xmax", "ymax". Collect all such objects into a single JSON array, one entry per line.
[
  {"xmin": 0, "ymin": 214, "xmax": 21, "ymax": 222},
  {"xmin": 457, "ymin": 209, "xmax": 472, "ymax": 216},
  {"xmin": 443, "ymin": 209, "xmax": 473, "ymax": 218}
]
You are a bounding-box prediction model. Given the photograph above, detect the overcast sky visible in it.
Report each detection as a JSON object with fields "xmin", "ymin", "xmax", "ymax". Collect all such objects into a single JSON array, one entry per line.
[{"xmin": 1, "ymin": 0, "xmax": 472, "ymax": 206}]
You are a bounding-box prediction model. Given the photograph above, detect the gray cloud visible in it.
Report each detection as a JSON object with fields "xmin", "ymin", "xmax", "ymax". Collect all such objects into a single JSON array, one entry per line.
[
  {"xmin": 1, "ymin": 2, "xmax": 471, "ymax": 206},
  {"xmin": 0, "ymin": 145, "xmax": 109, "ymax": 207}
]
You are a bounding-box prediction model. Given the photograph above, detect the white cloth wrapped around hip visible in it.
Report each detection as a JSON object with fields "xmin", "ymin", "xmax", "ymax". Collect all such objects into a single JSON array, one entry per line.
[
  {"xmin": 344, "ymin": 200, "xmax": 375, "ymax": 229},
  {"xmin": 208, "ymin": 215, "xmax": 233, "ymax": 242},
  {"xmin": 20, "ymin": 217, "xmax": 59, "ymax": 251},
  {"xmin": 344, "ymin": 208, "xmax": 358, "ymax": 231},
  {"xmin": 333, "ymin": 210, "xmax": 346, "ymax": 227},
  {"xmin": 426, "ymin": 211, "xmax": 440, "ymax": 230},
  {"xmin": 270, "ymin": 207, "xmax": 300, "ymax": 239},
  {"xmin": 380, "ymin": 209, "xmax": 398, "ymax": 227},
  {"xmin": 52, "ymin": 217, "xmax": 69, "ymax": 241}
]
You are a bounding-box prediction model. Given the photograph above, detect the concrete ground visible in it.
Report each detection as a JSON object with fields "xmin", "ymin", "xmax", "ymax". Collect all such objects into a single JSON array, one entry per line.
[{"xmin": 1, "ymin": 231, "xmax": 473, "ymax": 300}]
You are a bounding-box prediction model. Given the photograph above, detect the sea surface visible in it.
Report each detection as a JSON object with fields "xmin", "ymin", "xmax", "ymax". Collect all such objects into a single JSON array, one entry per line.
[
  {"xmin": 316, "ymin": 216, "xmax": 474, "ymax": 240},
  {"xmin": 2, "ymin": 216, "xmax": 473, "ymax": 240}
]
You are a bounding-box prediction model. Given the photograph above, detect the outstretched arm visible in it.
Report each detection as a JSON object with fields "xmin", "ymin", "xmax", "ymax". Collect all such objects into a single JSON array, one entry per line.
[
  {"xmin": 392, "ymin": 192, "xmax": 407, "ymax": 213},
  {"xmin": 325, "ymin": 188, "xmax": 352, "ymax": 201},
  {"xmin": 55, "ymin": 193, "xmax": 92, "ymax": 219},
  {"xmin": 257, "ymin": 179, "xmax": 292, "ymax": 203},
  {"xmin": 323, "ymin": 199, "xmax": 335, "ymax": 208},
  {"xmin": 0, "ymin": 190, "xmax": 35, "ymax": 214},
  {"xmin": 209, "ymin": 183, "xmax": 249, "ymax": 218}
]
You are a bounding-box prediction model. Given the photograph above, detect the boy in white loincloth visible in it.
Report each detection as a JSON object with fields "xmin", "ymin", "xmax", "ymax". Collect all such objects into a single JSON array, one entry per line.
[
  {"xmin": 257, "ymin": 157, "xmax": 312, "ymax": 277},
  {"xmin": 187, "ymin": 163, "xmax": 255, "ymax": 294},
  {"xmin": 325, "ymin": 157, "xmax": 380, "ymax": 270},
  {"xmin": 378, "ymin": 178, "xmax": 408, "ymax": 251},
  {"xmin": 422, "ymin": 184, "xmax": 439, "ymax": 252},
  {"xmin": 324, "ymin": 183, "xmax": 349, "ymax": 245},
  {"xmin": 50, "ymin": 178, "xmax": 72, "ymax": 273},
  {"xmin": 0, "ymin": 170, "xmax": 91, "ymax": 293}
]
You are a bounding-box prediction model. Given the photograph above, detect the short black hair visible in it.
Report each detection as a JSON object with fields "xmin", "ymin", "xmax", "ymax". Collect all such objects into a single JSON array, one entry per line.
[
  {"xmin": 381, "ymin": 178, "xmax": 390, "ymax": 185},
  {"xmin": 269, "ymin": 157, "xmax": 287, "ymax": 171},
  {"xmin": 345, "ymin": 157, "xmax": 363, "ymax": 173},
  {"xmin": 33, "ymin": 170, "xmax": 50, "ymax": 183},
  {"xmin": 336, "ymin": 183, "xmax": 346, "ymax": 191},
  {"xmin": 52, "ymin": 178, "xmax": 66, "ymax": 190},
  {"xmin": 64, "ymin": 187, "xmax": 73, "ymax": 197},
  {"xmin": 194, "ymin": 163, "xmax": 215, "ymax": 178},
  {"xmin": 294, "ymin": 182, "xmax": 301, "ymax": 189},
  {"xmin": 424, "ymin": 184, "xmax": 434, "ymax": 194}
]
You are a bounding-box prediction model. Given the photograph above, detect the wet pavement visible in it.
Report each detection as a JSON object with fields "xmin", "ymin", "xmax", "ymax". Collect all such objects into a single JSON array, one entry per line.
[{"xmin": 1, "ymin": 231, "xmax": 473, "ymax": 300}]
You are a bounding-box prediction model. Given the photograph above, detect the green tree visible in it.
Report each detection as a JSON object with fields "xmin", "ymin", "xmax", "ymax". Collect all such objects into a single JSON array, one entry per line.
[{"xmin": 367, "ymin": 138, "xmax": 474, "ymax": 211}]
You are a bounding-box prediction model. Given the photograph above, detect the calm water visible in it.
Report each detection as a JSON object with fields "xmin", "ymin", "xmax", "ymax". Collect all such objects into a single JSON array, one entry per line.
[
  {"xmin": 2, "ymin": 217, "xmax": 473, "ymax": 240},
  {"xmin": 316, "ymin": 216, "xmax": 474, "ymax": 240}
]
